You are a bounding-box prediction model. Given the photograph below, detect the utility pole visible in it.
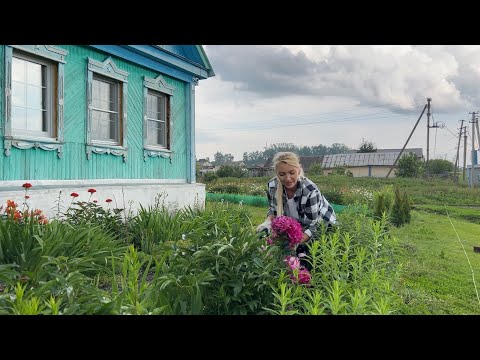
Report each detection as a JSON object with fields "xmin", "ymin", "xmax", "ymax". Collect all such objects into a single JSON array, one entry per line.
[
  {"xmin": 454, "ymin": 120, "xmax": 465, "ymax": 184},
  {"xmin": 426, "ymin": 98, "xmax": 432, "ymax": 180},
  {"xmin": 476, "ymin": 115, "xmax": 480, "ymax": 146},
  {"xmin": 470, "ymin": 112, "xmax": 477, "ymax": 188},
  {"xmin": 463, "ymin": 125, "xmax": 467, "ymax": 183},
  {"xmin": 386, "ymin": 103, "xmax": 428, "ymax": 178}
]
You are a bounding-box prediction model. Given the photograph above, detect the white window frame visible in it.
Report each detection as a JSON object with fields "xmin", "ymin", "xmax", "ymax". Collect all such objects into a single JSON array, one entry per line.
[
  {"xmin": 143, "ymin": 74, "xmax": 174, "ymax": 161},
  {"xmin": 86, "ymin": 57, "xmax": 128, "ymax": 162},
  {"xmin": 3, "ymin": 45, "xmax": 67, "ymax": 158},
  {"xmin": 91, "ymin": 73, "xmax": 121, "ymax": 146}
]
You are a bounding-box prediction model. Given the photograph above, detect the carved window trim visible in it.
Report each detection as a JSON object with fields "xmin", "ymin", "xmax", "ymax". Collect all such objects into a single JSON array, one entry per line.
[
  {"xmin": 3, "ymin": 45, "xmax": 68, "ymax": 158},
  {"xmin": 142, "ymin": 74, "xmax": 174, "ymax": 162},
  {"xmin": 86, "ymin": 57, "xmax": 129, "ymax": 162}
]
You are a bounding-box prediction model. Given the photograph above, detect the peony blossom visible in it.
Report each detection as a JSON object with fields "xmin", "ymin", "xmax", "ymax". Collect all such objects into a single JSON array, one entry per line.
[
  {"xmin": 284, "ymin": 255, "xmax": 300, "ymax": 270},
  {"xmin": 296, "ymin": 268, "xmax": 311, "ymax": 284},
  {"xmin": 269, "ymin": 216, "xmax": 303, "ymax": 248}
]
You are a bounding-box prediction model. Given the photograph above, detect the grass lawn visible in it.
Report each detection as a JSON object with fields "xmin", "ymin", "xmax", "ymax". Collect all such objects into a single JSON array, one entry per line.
[{"xmin": 390, "ymin": 210, "xmax": 480, "ymax": 314}]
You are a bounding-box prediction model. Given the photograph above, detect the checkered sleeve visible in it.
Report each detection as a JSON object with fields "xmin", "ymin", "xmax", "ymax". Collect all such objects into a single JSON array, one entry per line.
[
  {"xmin": 303, "ymin": 189, "xmax": 337, "ymax": 238},
  {"xmin": 303, "ymin": 189, "xmax": 321, "ymax": 238},
  {"xmin": 319, "ymin": 192, "xmax": 337, "ymax": 226},
  {"xmin": 266, "ymin": 179, "xmax": 277, "ymax": 217}
]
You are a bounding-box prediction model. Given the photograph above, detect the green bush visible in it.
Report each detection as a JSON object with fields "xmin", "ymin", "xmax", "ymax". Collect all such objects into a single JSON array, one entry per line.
[
  {"xmin": 395, "ymin": 153, "xmax": 424, "ymax": 178},
  {"xmin": 391, "ymin": 187, "xmax": 406, "ymax": 227},
  {"xmin": 402, "ymin": 191, "xmax": 411, "ymax": 224},
  {"xmin": 208, "ymin": 183, "xmax": 242, "ymax": 194},
  {"xmin": 63, "ymin": 201, "xmax": 124, "ymax": 239},
  {"xmin": 152, "ymin": 202, "xmax": 279, "ymax": 314},
  {"xmin": 373, "ymin": 185, "xmax": 394, "ymax": 219},
  {"xmin": 322, "ymin": 188, "xmax": 345, "ymax": 205},
  {"xmin": 203, "ymin": 172, "xmax": 218, "ymax": 182},
  {"xmin": 308, "ymin": 163, "xmax": 323, "ymax": 176}
]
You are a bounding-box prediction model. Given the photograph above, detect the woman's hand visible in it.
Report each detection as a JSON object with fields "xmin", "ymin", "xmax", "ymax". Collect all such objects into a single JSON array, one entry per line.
[{"xmin": 256, "ymin": 219, "xmax": 272, "ymax": 233}]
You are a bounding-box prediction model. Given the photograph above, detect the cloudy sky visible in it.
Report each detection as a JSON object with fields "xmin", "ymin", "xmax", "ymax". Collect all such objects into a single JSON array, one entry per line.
[{"xmin": 195, "ymin": 45, "xmax": 480, "ymax": 165}]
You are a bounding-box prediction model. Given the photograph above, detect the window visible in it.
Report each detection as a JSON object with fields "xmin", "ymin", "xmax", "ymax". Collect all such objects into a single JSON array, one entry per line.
[
  {"xmin": 3, "ymin": 45, "xmax": 67, "ymax": 158},
  {"xmin": 143, "ymin": 74, "xmax": 174, "ymax": 161},
  {"xmin": 91, "ymin": 74, "xmax": 121, "ymax": 145},
  {"xmin": 146, "ymin": 90, "xmax": 168, "ymax": 147},
  {"xmin": 86, "ymin": 57, "xmax": 128, "ymax": 161}
]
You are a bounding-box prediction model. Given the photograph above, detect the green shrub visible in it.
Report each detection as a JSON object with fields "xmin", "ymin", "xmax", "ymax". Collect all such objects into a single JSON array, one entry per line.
[
  {"xmin": 402, "ymin": 191, "xmax": 411, "ymax": 224},
  {"xmin": 391, "ymin": 187, "xmax": 405, "ymax": 227},
  {"xmin": 308, "ymin": 163, "xmax": 323, "ymax": 176},
  {"xmin": 373, "ymin": 185, "xmax": 394, "ymax": 219},
  {"xmin": 63, "ymin": 201, "xmax": 124, "ymax": 239},
  {"xmin": 322, "ymin": 188, "xmax": 345, "ymax": 205},
  {"xmin": 208, "ymin": 183, "xmax": 242, "ymax": 194},
  {"xmin": 203, "ymin": 172, "xmax": 218, "ymax": 182}
]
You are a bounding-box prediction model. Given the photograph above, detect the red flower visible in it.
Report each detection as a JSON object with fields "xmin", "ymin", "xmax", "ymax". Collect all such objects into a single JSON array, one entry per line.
[
  {"xmin": 24, "ymin": 195, "xmax": 30, "ymax": 199},
  {"xmin": 105, "ymin": 199, "xmax": 112, "ymax": 203},
  {"xmin": 22, "ymin": 183, "xmax": 32, "ymax": 189},
  {"xmin": 88, "ymin": 188, "xmax": 96, "ymax": 193},
  {"xmin": 70, "ymin": 192, "xmax": 79, "ymax": 198}
]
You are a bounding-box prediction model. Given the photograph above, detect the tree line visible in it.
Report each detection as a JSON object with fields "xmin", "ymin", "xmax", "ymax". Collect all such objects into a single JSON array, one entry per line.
[{"xmin": 240, "ymin": 142, "xmax": 351, "ymax": 166}]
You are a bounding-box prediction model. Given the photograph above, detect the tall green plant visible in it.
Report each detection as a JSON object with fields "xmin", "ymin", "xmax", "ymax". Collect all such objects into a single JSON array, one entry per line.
[
  {"xmin": 391, "ymin": 187, "xmax": 405, "ymax": 227},
  {"xmin": 402, "ymin": 191, "xmax": 411, "ymax": 224}
]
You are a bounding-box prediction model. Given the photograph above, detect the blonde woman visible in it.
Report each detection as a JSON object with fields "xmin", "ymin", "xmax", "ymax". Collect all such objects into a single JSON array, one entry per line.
[{"xmin": 256, "ymin": 152, "xmax": 336, "ymax": 268}]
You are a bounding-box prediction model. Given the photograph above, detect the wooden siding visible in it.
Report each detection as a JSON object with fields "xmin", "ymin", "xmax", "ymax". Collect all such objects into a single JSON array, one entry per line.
[{"xmin": 0, "ymin": 45, "xmax": 189, "ymax": 181}]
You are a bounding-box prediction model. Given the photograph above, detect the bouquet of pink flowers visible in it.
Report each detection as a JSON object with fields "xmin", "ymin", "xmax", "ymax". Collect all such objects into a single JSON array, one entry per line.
[
  {"xmin": 266, "ymin": 216, "xmax": 311, "ymax": 285},
  {"xmin": 267, "ymin": 216, "xmax": 303, "ymax": 249}
]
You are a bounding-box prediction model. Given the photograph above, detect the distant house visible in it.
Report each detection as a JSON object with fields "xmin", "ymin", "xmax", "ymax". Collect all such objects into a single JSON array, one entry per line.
[
  {"xmin": 197, "ymin": 160, "xmax": 216, "ymax": 176},
  {"xmin": 322, "ymin": 148, "xmax": 424, "ymax": 177},
  {"xmin": 247, "ymin": 164, "xmax": 270, "ymax": 177},
  {"xmin": 258, "ymin": 149, "xmax": 423, "ymax": 178},
  {"xmin": 0, "ymin": 45, "xmax": 214, "ymax": 217},
  {"xmin": 227, "ymin": 160, "xmax": 246, "ymax": 168},
  {"xmin": 197, "ymin": 158, "xmax": 210, "ymax": 166}
]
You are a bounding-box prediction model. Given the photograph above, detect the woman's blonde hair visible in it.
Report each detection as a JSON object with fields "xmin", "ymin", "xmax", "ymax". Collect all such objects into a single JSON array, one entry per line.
[{"xmin": 272, "ymin": 152, "xmax": 303, "ymax": 216}]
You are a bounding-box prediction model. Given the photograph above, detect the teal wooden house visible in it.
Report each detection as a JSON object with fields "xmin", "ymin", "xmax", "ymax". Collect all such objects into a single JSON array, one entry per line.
[{"xmin": 0, "ymin": 45, "xmax": 214, "ymax": 217}]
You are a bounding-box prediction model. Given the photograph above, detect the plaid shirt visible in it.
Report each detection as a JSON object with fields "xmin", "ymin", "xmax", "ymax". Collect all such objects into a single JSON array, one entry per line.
[{"xmin": 266, "ymin": 176, "xmax": 337, "ymax": 238}]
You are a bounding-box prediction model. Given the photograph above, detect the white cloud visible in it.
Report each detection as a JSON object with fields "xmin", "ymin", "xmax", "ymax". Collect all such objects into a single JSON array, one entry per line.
[{"xmin": 195, "ymin": 45, "xmax": 479, "ymax": 165}]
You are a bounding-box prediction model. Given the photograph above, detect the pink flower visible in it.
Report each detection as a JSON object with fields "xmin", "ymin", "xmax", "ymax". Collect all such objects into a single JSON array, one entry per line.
[
  {"xmin": 284, "ymin": 255, "xmax": 300, "ymax": 270},
  {"xmin": 297, "ymin": 269, "xmax": 311, "ymax": 284},
  {"xmin": 270, "ymin": 216, "xmax": 303, "ymax": 248},
  {"xmin": 290, "ymin": 268, "xmax": 311, "ymax": 284}
]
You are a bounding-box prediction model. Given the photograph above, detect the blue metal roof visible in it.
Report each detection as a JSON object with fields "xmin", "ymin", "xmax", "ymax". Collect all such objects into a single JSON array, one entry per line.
[{"xmin": 90, "ymin": 45, "xmax": 215, "ymax": 83}]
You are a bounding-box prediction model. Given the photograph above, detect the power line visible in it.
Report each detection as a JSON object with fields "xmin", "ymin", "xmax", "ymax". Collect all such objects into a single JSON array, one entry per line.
[{"xmin": 198, "ymin": 113, "xmax": 414, "ymax": 133}]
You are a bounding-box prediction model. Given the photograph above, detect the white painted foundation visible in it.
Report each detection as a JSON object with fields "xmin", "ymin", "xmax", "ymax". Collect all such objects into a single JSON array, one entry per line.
[{"xmin": 0, "ymin": 179, "xmax": 206, "ymax": 220}]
